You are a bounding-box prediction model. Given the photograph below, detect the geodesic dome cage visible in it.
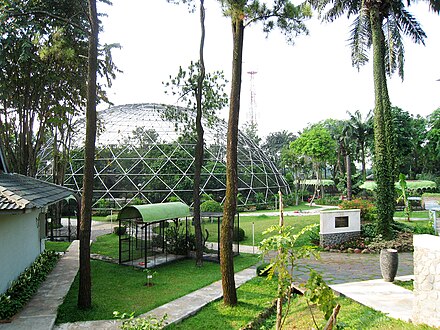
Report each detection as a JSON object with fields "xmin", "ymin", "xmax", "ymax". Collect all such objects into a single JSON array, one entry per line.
[{"xmin": 38, "ymin": 103, "xmax": 289, "ymax": 210}]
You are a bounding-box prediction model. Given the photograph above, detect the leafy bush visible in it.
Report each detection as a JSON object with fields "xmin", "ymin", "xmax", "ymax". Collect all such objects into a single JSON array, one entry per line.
[
  {"xmin": 412, "ymin": 222, "xmax": 435, "ymax": 235},
  {"xmin": 366, "ymin": 232, "xmax": 413, "ymax": 252},
  {"xmin": 94, "ymin": 198, "xmax": 111, "ymax": 216},
  {"xmin": 164, "ymin": 225, "xmax": 196, "ymax": 255},
  {"xmin": 200, "ymin": 200, "xmax": 222, "ymax": 213},
  {"xmin": 361, "ymin": 223, "xmax": 377, "ymax": 239},
  {"xmin": 233, "ymin": 227, "xmax": 246, "ymax": 242},
  {"xmin": 339, "ymin": 198, "xmax": 376, "ymax": 222},
  {"xmin": 308, "ymin": 225, "xmax": 320, "ymax": 246},
  {"xmin": 113, "ymin": 226, "xmax": 126, "ymax": 236},
  {"xmin": 256, "ymin": 263, "xmax": 272, "ymax": 277},
  {"xmin": 314, "ymin": 196, "xmax": 341, "ymax": 206},
  {"xmin": 0, "ymin": 251, "xmax": 59, "ymax": 320},
  {"xmin": 167, "ymin": 196, "xmax": 180, "ymax": 203},
  {"xmin": 114, "ymin": 311, "xmax": 167, "ymax": 330}
]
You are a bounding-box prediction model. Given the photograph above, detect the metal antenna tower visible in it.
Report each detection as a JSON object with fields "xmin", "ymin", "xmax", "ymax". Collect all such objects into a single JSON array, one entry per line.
[{"xmin": 247, "ymin": 71, "xmax": 258, "ymax": 126}]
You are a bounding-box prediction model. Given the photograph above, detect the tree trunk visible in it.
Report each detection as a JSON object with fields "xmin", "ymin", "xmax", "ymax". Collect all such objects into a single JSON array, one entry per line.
[
  {"xmin": 276, "ymin": 191, "xmax": 284, "ymax": 330},
  {"xmin": 221, "ymin": 15, "xmax": 244, "ymax": 307},
  {"xmin": 370, "ymin": 8, "xmax": 395, "ymax": 240},
  {"xmin": 78, "ymin": 0, "xmax": 98, "ymax": 309},
  {"xmin": 346, "ymin": 153, "xmax": 352, "ymax": 200},
  {"xmin": 361, "ymin": 144, "xmax": 367, "ymax": 181},
  {"xmin": 193, "ymin": 0, "xmax": 206, "ymax": 267}
]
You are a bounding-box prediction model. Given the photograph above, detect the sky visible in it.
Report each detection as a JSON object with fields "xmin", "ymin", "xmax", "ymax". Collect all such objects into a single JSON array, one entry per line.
[{"xmin": 98, "ymin": 0, "xmax": 440, "ymax": 138}]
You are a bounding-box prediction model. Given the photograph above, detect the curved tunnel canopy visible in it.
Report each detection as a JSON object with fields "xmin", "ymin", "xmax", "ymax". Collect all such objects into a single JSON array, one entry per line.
[{"xmin": 118, "ymin": 202, "xmax": 190, "ymax": 222}]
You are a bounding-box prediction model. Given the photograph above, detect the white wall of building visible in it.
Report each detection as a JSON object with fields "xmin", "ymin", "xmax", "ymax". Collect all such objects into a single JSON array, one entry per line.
[{"xmin": 0, "ymin": 209, "xmax": 43, "ymax": 294}]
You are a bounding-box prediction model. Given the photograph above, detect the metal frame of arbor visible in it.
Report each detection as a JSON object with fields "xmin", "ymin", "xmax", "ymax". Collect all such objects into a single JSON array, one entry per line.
[{"xmin": 37, "ymin": 103, "xmax": 289, "ymax": 210}]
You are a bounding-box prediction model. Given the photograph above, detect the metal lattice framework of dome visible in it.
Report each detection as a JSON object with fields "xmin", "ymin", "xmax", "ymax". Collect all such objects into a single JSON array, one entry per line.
[{"xmin": 39, "ymin": 103, "xmax": 289, "ymax": 209}]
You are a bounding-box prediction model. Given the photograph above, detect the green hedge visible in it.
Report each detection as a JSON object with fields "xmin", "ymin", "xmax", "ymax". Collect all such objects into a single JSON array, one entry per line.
[{"xmin": 0, "ymin": 250, "xmax": 59, "ymax": 320}]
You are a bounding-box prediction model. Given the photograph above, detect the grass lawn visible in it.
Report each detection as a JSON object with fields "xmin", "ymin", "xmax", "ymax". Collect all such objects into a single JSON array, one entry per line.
[
  {"xmin": 167, "ymin": 276, "xmax": 277, "ymax": 330},
  {"xmin": 45, "ymin": 240, "xmax": 72, "ymax": 252},
  {"xmin": 170, "ymin": 277, "xmax": 434, "ymax": 330},
  {"xmin": 394, "ymin": 280, "xmax": 414, "ymax": 291},
  {"xmin": 394, "ymin": 210, "xmax": 430, "ymax": 219},
  {"xmin": 204, "ymin": 214, "xmax": 319, "ymax": 247},
  {"xmin": 276, "ymin": 295, "xmax": 434, "ymax": 330},
  {"xmin": 56, "ymin": 254, "xmax": 259, "ymax": 324},
  {"xmin": 90, "ymin": 233, "xmax": 120, "ymax": 259},
  {"xmin": 248, "ymin": 202, "xmax": 321, "ymax": 214}
]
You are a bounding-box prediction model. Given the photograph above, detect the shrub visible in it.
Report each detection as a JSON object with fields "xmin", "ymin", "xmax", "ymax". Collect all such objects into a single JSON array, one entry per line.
[
  {"xmin": 164, "ymin": 226, "xmax": 196, "ymax": 255},
  {"xmin": 256, "ymin": 263, "xmax": 273, "ymax": 277},
  {"xmin": 167, "ymin": 196, "xmax": 180, "ymax": 203},
  {"xmin": 200, "ymin": 200, "xmax": 222, "ymax": 213},
  {"xmin": 361, "ymin": 223, "xmax": 377, "ymax": 239},
  {"xmin": 315, "ymin": 196, "xmax": 341, "ymax": 206},
  {"xmin": 233, "ymin": 227, "xmax": 246, "ymax": 242},
  {"xmin": 0, "ymin": 251, "xmax": 59, "ymax": 320},
  {"xmin": 113, "ymin": 226, "xmax": 126, "ymax": 236},
  {"xmin": 308, "ymin": 225, "xmax": 320, "ymax": 246},
  {"xmin": 412, "ymin": 222, "xmax": 435, "ymax": 235},
  {"xmin": 339, "ymin": 198, "xmax": 376, "ymax": 222}
]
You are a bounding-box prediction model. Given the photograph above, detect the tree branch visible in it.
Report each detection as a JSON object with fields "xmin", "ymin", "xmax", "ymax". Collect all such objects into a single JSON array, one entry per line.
[{"xmin": 6, "ymin": 10, "xmax": 87, "ymax": 33}]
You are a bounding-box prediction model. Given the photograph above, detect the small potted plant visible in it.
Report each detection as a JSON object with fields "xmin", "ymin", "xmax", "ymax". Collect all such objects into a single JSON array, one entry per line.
[{"xmin": 143, "ymin": 268, "xmax": 158, "ymax": 287}]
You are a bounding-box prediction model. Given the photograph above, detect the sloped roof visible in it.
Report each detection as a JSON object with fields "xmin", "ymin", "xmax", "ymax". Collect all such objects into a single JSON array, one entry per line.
[
  {"xmin": 0, "ymin": 173, "xmax": 77, "ymax": 211},
  {"xmin": 118, "ymin": 202, "xmax": 190, "ymax": 222}
]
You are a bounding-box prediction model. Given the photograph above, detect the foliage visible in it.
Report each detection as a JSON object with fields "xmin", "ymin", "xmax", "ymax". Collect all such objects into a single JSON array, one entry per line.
[
  {"xmin": 303, "ymin": 270, "xmax": 337, "ymax": 320},
  {"xmin": 143, "ymin": 269, "xmax": 158, "ymax": 287},
  {"xmin": 396, "ymin": 173, "xmax": 411, "ymax": 221},
  {"xmin": 262, "ymin": 130, "xmax": 296, "ymax": 169},
  {"xmin": 113, "ymin": 226, "xmax": 126, "ymax": 236},
  {"xmin": 361, "ymin": 223, "xmax": 377, "ymax": 240},
  {"xmin": 256, "ymin": 263, "xmax": 273, "ymax": 277},
  {"xmin": 259, "ymin": 224, "xmax": 319, "ymax": 328},
  {"xmin": 361, "ymin": 180, "xmax": 437, "ymax": 192},
  {"xmin": 339, "ymin": 198, "xmax": 376, "ymax": 222},
  {"xmin": 0, "ymin": 251, "xmax": 59, "ymax": 320},
  {"xmin": 200, "ymin": 200, "xmax": 223, "ymax": 213},
  {"xmin": 162, "ymin": 62, "xmax": 228, "ymax": 131},
  {"xmin": 164, "ymin": 224, "xmax": 196, "ymax": 255},
  {"xmin": 309, "ymin": 0, "xmax": 432, "ymax": 240},
  {"xmin": 308, "ymin": 225, "xmax": 321, "ymax": 246},
  {"xmin": 113, "ymin": 311, "xmax": 167, "ymax": 330},
  {"xmin": 290, "ymin": 126, "xmax": 336, "ymax": 167},
  {"xmin": 0, "ymin": 0, "xmax": 119, "ymax": 176},
  {"xmin": 366, "ymin": 232, "xmax": 414, "ymax": 253},
  {"xmin": 411, "ymin": 222, "xmax": 435, "ymax": 235},
  {"xmin": 233, "ymin": 227, "xmax": 246, "ymax": 242},
  {"xmin": 314, "ymin": 196, "xmax": 341, "ymax": 206}
]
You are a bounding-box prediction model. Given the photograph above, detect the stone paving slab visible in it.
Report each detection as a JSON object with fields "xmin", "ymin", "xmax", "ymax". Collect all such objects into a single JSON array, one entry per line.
[
  {"xmin": 330, "ymin": 275, "xmax": 414, "ymax": 322},
  {"xmin": 55, "ymin": 266, "xmax": 257, "ymax": 330},
  {"xmin": 0, "ymin": 240, "xmax": 79, "ymax": 330}
]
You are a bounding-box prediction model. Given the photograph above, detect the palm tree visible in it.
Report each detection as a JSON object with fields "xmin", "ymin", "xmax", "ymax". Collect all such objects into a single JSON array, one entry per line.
[
  {"xmin": 347, "ymin": 110, "xmax": 373, "ymax": 181},
  {"xmin": 311, "ymin": 0, "xmax": 438, "ymax": 239}
]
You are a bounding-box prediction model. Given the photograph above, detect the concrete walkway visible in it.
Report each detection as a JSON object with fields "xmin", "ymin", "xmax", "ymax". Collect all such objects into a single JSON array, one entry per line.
[
  {"xmin": 331, "ymin": 275, "xmax": 414, "ymax": 322},
  {"xmin": 0, "ymin": 241, "xmax": 80, "ymax": 330}
]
